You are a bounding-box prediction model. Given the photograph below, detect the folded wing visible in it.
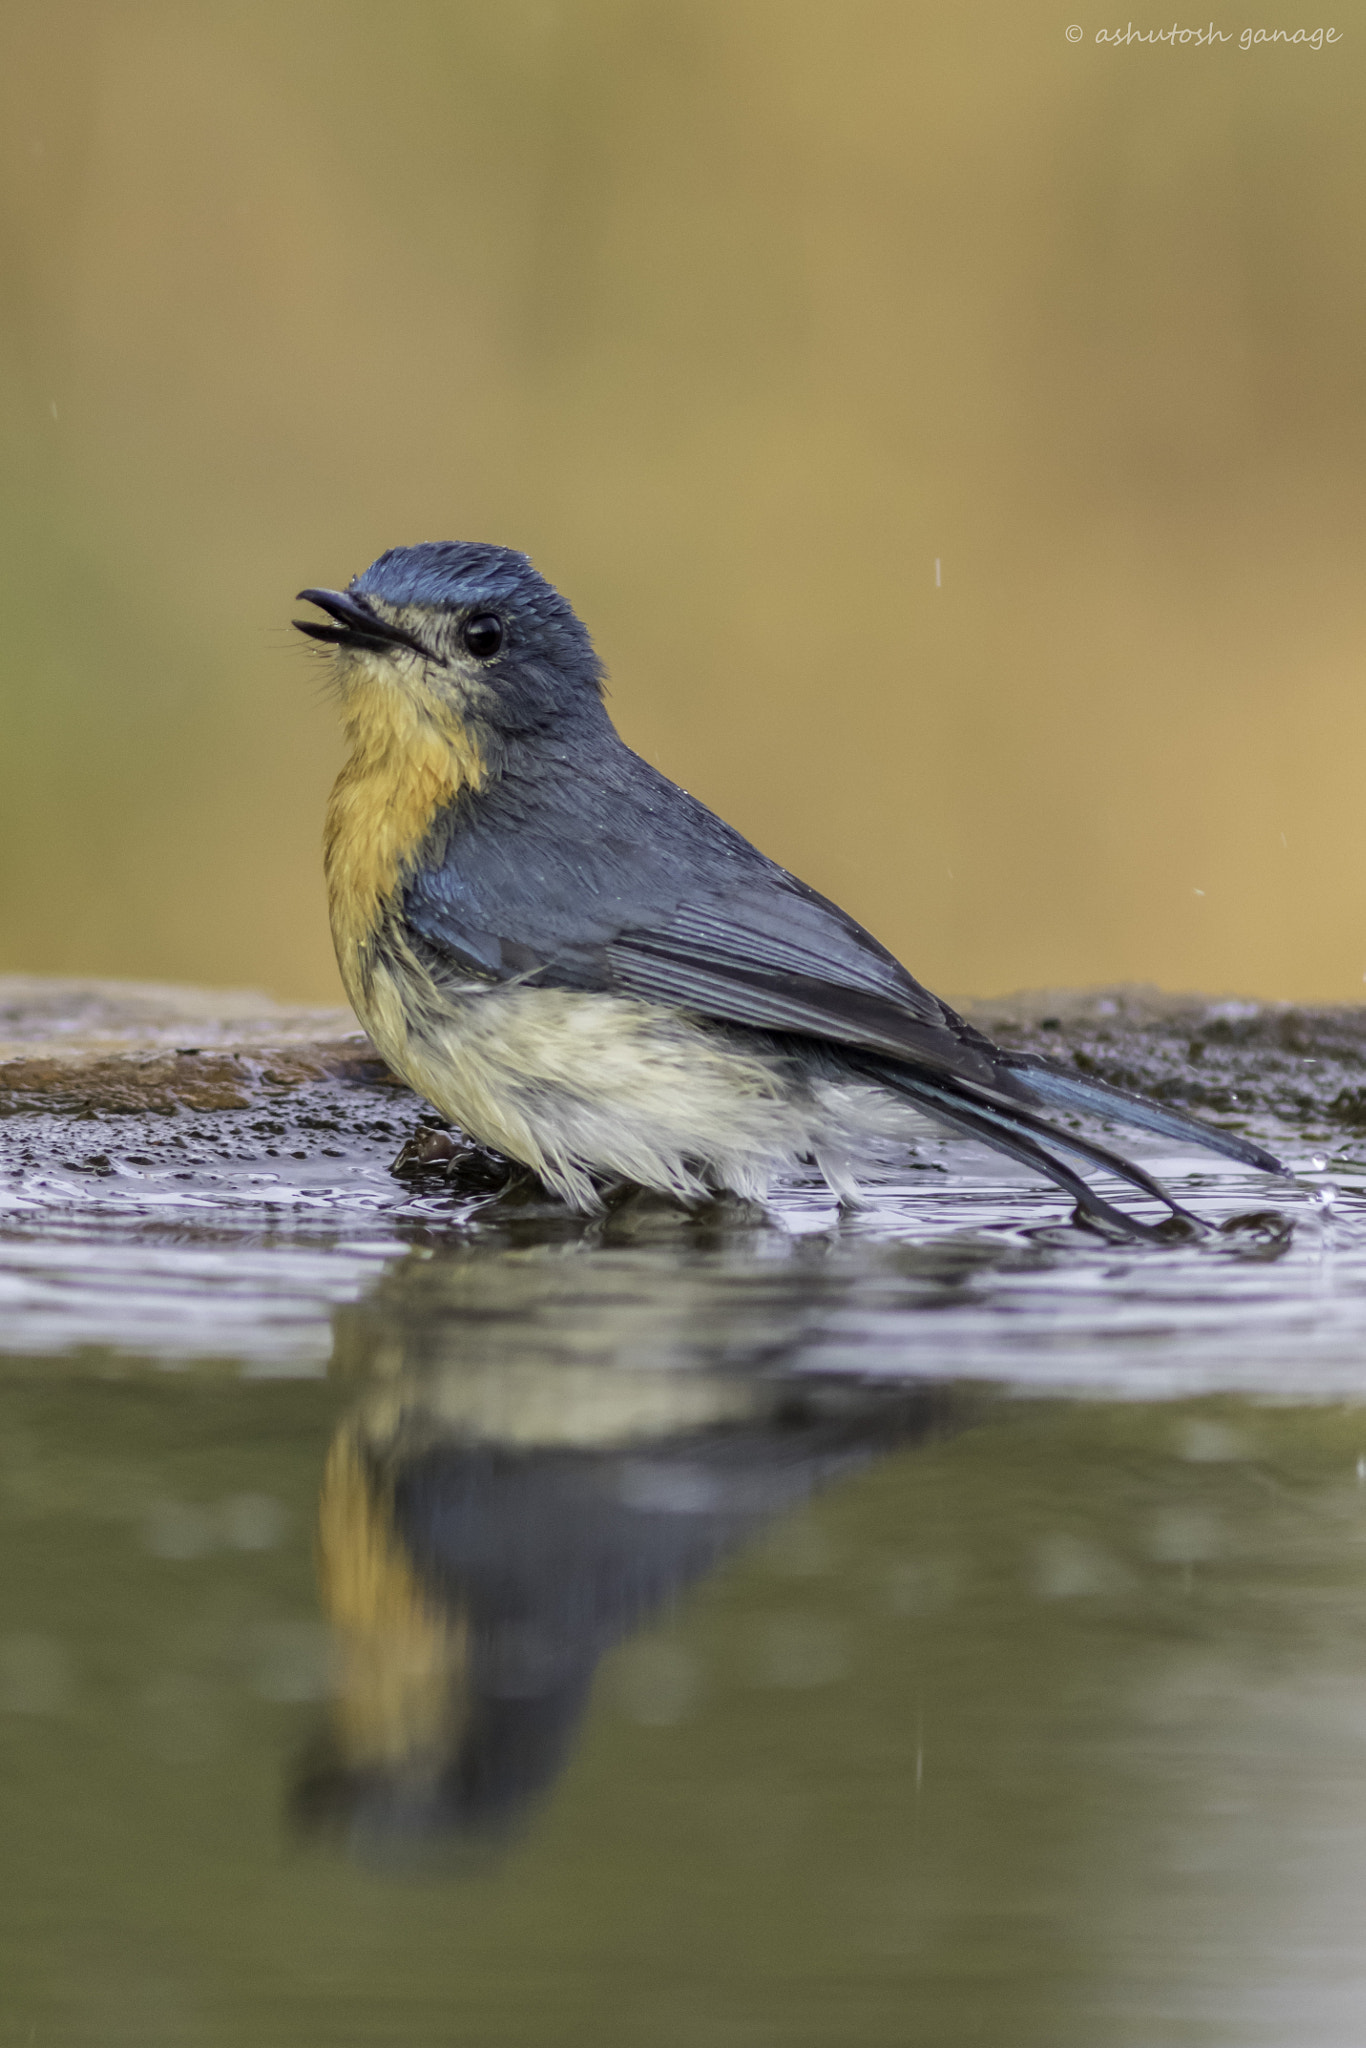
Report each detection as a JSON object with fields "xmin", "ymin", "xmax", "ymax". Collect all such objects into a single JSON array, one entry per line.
[{"xmin": 399, "ymin": 750, "xmax": 1284, "ymax": 1229}]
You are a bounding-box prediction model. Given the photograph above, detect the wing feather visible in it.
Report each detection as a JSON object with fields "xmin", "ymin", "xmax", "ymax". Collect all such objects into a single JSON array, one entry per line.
[{"xmin": 403, "ymin": 802, "xmax": 1010, "ymax": 1089}]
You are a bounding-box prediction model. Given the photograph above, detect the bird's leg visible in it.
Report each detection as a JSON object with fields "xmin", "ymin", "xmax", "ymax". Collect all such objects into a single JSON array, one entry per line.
[
  {"xmin": 389, "ymin": 1121, "xmax": 461, "ymax": 1174},
  {"xmin": 389, "ymin": 1118, "xmax": 532, "ymax": 1198}
]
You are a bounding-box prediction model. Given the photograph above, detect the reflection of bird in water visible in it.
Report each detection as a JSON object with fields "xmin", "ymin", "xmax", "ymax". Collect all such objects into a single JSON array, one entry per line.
[{"xmin": 295, "ymin": 1370, "xmax": 954, "ymax": 1864}]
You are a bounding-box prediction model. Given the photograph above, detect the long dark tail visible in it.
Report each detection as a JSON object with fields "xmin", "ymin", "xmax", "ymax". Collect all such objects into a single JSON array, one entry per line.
[
  {"xmin": 852, "ymin": 1051, "xmax": 1286, "ymax": 1244},
  {"xmin": 1006, "ymin": 1054, "xmax": 1287, "ymax": 1177}
]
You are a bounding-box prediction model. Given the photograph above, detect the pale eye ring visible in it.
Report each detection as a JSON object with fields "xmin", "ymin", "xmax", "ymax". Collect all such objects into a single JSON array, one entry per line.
[{"xmin": 462, "ymin": 613, "xmax": 504, "ymax": 658}]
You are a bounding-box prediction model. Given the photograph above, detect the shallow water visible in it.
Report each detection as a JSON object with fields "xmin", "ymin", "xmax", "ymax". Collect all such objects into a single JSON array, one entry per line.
[{"xmin": 6, "ymin": 1076, "xmax": 1366, "ymax": 2044}]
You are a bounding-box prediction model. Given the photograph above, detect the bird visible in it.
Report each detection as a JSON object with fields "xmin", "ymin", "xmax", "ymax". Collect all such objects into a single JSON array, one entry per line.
[{"xmin": 295, "ymin": 542, "xmax": 1286, "ymax": 1240}]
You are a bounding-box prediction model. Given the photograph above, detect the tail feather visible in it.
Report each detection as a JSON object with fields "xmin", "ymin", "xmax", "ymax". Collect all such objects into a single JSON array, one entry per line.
[
  {"xmin": 856, "ymin": 1058, "xmax": 1193, "ymax": 1243},
  {"xmin": 1007, "ymin": 1056, "xmax": 1287, "ymax": 1177},
  {"xmin": 920, "ymin": 1077, "xmax": 1205, "ymax": 1224},
  {"xmin": 852, "ymin": 1040, "xmax": 1287, "ymax": 1242}
]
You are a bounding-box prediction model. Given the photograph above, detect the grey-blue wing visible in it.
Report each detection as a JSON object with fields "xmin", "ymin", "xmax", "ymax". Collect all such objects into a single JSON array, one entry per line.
[
  {"xmin": 398, "ymin": 741, "xmax": 1283, "ymax": 1228},
  {"xmin": 400, "ymin": 751, "xmax": 1012, "ymax": 1090}
]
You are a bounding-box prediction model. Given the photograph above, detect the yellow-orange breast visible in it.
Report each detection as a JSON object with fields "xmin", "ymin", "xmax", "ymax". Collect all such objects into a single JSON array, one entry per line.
[{"xmin": 323, "ymin": 662, "xmax": 484, "ymax": 1009}]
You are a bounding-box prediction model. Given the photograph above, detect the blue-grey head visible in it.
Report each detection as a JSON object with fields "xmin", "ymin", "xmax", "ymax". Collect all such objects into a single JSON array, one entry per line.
[{"xmin": 294, "ymin": 543, "xmax": 605, "ymax": 740}]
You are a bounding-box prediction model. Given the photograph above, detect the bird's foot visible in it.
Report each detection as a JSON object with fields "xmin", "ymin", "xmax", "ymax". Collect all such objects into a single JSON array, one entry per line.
[{"xmin": 390, "ymin": 1121, "xmax": 534, "ymax": 1199}]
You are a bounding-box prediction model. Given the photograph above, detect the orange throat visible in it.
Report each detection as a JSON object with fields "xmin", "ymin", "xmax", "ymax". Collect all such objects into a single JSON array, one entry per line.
[{"xmin": 324, "ymin": 661, "xmax": 484, "ymax": 1007}]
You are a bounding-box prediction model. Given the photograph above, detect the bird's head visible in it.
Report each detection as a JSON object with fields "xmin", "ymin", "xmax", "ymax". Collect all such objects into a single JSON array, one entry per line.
[{"xmin": 294, "ymin": 543, "xmax": 606, "ymax": 754}]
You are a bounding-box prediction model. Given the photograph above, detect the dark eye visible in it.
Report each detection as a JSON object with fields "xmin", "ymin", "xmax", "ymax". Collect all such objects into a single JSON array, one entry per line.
[{"xmin": 462, "ymin": 612, "xmax": 504, "ymax": 658}]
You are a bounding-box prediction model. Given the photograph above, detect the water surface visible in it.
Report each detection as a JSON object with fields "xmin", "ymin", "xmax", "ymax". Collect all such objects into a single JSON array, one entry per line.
[{"xmin": 4, "ymin": 1073, "xmax": 1366, "ymax": 2045}]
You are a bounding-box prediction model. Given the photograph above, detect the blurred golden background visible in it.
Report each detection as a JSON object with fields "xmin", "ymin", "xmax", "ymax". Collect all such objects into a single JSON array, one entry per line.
[{"xmin": 2, "ymin": 2, "xmax": 1363, "ymax": 1006}]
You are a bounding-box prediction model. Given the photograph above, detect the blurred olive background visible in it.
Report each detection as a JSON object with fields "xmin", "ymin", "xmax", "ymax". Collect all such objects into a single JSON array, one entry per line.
[{"xmin": 2, "ymin": 1, "xmax": 1363, "ymax": 1007}]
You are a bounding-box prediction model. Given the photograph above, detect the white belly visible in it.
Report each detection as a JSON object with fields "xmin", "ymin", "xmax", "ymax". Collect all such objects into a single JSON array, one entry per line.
[{"xmin": 352, "ymin": 959, "xmax": 920, "ymax": 1210}]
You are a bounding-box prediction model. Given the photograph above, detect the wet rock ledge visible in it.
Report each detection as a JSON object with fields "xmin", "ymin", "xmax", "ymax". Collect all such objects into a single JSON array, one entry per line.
[
  {"xmin": 1, "ymin": 976, "xmax": 1363, "ymax": 1179},
  {"xmin": 0, "ymin": 977, "xmax": 422, "ymax": 1205},
  {"xmin": 0, "ymin": 976, "xmax": 386, "ymax": 1117}
]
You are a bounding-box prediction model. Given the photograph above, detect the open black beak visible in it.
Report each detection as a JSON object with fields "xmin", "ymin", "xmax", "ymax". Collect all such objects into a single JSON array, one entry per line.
[{"xmin": 293, "ymin": 588, "xmax": 430, "ymax": 658}]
